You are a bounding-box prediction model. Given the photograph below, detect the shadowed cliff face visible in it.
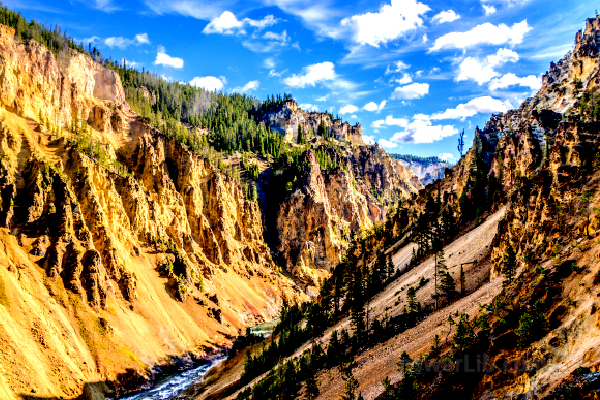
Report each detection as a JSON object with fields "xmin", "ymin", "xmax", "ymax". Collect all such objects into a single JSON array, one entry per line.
[
  {"xmin": 0, "ymin": 23, "xmax": 306, "ymax": 400},
  {"xmin": 276, "ymin": 145, "xmax": 422, "ymax": 295}
]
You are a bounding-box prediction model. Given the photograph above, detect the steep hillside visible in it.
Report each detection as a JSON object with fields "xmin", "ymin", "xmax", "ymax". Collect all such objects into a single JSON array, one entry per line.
[
  {"xmin": 197, "ymin": 14, "xmax": 600, "ymax": 400},
  {"xmin": 0, "ymin": 23, "xmax": 307, "ymax": 400}
]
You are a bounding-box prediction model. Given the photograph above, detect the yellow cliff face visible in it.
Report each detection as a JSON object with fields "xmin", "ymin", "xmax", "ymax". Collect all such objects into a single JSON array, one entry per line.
[{"xmin": 0, "ymin": 24, "xmax": 306, "ymax": 399}]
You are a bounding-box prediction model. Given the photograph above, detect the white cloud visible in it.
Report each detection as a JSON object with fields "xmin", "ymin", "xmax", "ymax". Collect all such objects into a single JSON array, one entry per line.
[
  {"xmin": 189, "ymin": 76, "xmax": 224, "ymax": 91},
  {"xmin": 385, "ymin": 60, "xmax": 410, "ymax": 75},
  {"xmin": 263, "ymin": 30, "xmax": 290, "ymax": 42},
  {"xmin": 299, "ymin": 103, "xmax": 319, "ymax": 111},
  {"xmin": 363, "ymin": 100, "xmax": 386, "ymax": 112},
  {"xmin": 428, "ymin": 96, "xmax": 508, "ymax": 120},
  {"xmin": 340, "ymin": 105, "xmax": 359, "ymax": 114},
  {"xmin": 340, "ymin": 0, "xmax": 430, "ymax": 47},
  {"xmin": 282, "ymin": 62, "xmax": 356, "ymax": 91},
  {"xmin": 487, "ymin": 48, "xmax": 519, "ymax": 66},
  {"xmin": 489, "ymin": 73, "xmax": 542, "ymax": 90},
  {"xmin": 283, "ymin": 62, "xmax": 335, "ymax": 87},
  {"xmin": 264, "ymin": 57, "xmax": 276, "ymax": 69},
  {"xmin": 203, "ymin": 11, "xmax": 278, "ymax": 34},
  {"xmin": 385, "ymin": 115, "xmax": 409, "ymax": 127},
  {"xmin": 482, "ymin": 5, "xmax": 497, "ymax": 15},
  {"xmin": 393, "ymin": 73, "xmax": 413, "ymax": 85},
  {"xmin": 315, "ymin": 94, "xmax": 330, "ymax": 102},
  {"xmin": 144, "ymin": 0, "xmax": 225, "ymax": 20},
  {"xmin": 430, "ymin": 20, "xmax": 532, "ymax": 51},
  {"xmin": 391, "ymin": 82, "xmax": 429, "ymax": 100},
  {"xmin": 379, "ymin": 138, "xmax": 398, "ymax": 148},
  {"xmin": 135, "ymin": 33, "xmax": 150, "ymax": 45},
  {"xmin": 371, "ymin": 120, "xmax": 385, "ymax": 128},
  {"xmin": 154, "ymin": 46, "xmax": 184, "ymax": 68},
  {"xmin": 456, "ymin": 58, "xmax": 499, "ymax": 84},
  {"xmin": 104, "ymin": 32, "xmax": 150, "ymax": 49},
  {"xmin": 350, "ymin": 114, "xmax": 359, "ymax": 119},
  {"xmin": 431, "ymin": 10, "xmax": 460, "ymax": 24},
  {"xmin": 390, "ymin": 120, "xmax": 458, "ymax": 144},
  {"xmin": 231, "ymin": 80, "xmax": 260, "ymax": 93},
  {"xmin": 268, "ymin": 69, "xmax": 287, "ymax": 77},
  {"xmin": 456, "ymin": 48, "xmax": 519, "ymax": 85},
  {"xmin": 439, "ymin": 152, "xmax": 454, "ymax": 160},
  {"xmin": 363, "ymin": 135, "xmax": 375, "ymax": 145}
]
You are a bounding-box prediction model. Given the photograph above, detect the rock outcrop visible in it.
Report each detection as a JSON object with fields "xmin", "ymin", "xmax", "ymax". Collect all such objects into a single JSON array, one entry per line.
[{"xmin": 265, "ymin": 100, "xmax": 364, "ymax": 144}]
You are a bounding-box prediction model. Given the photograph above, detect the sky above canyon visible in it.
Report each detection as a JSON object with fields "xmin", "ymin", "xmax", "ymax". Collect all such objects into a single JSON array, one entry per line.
[{"xmin": 5, "ymin": 0, "xmax": 597, "ymax": 161}]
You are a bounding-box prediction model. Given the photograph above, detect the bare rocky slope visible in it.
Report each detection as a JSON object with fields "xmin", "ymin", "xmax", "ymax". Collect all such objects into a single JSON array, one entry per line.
[{"xmin": 0, "ymin": 19, "xmax": 422, "ymax": 399}]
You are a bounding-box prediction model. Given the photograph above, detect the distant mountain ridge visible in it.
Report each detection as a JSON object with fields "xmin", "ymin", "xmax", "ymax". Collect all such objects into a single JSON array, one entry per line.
[{"xmin": 390, "ymin": 153, "xmax": 451, "ymax": 185}]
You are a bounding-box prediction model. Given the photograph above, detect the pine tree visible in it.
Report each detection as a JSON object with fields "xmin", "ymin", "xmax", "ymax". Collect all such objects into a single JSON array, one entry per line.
[
  {"xmin": 386, "ymin": 254, "xmax": 395, "ymax": 280},
  {"xmin": 340, "ymin": 368, "xmax": 360, "ymax": 400},
  {"xmin": 305, "ymin": 372, "xmax": 319, "ymax": 399},
  {"xmin": 407, "ymin": 286, "xmax": 420, "ymax": 315},
  {"xmin": 501, "ymin": 244, "xmax": 517, "ymax": 286},
  {"xmin": 436, "ymin": 251, "xmax": 457, "ymax": 304}
]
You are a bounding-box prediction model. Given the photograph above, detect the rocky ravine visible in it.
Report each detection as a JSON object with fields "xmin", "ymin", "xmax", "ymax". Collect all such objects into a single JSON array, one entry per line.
[
  {"xmin": 0, "ymin": 20, "xmax": 422, "ymax": 399},
  {"xmin": 0, "ymin": 23, "xmax": 306, "ymax": 400}
]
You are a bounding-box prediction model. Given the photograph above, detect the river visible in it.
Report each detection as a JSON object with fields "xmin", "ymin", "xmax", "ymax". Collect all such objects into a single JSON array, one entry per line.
[{"xmin": 115, "ymin": 318, "xmax": 279, "ymax": 399}]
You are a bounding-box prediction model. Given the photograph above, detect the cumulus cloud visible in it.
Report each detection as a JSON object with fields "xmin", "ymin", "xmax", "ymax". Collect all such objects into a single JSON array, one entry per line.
[
  {"xmin": 283, "ymin": 62, "xmax": 335, "ymax": 87},
  {"xmin": 154, "ymin": 46, "xmax": 184, "ymax": 69},
  {"xmin": 431, "ymin": 10, "xmax": 460, "ymax": 24},
  {"xmin": 385, "ymin": 60, "xmax": 410, "ymax": 75},
  {"xmin": 439, "ymin": 152, "xmax": 454, "ymax": 160},
  {"xmin": 282, "ymin": 61, "xmax": 356, "ymax": 90},
  {"xmin": 104, "ymin": 32, "xmax": 150, "ymax": 49},
  {"xmin": 231, "ymin": 80, "xmax": 260, "ymax": 93},
  {"xmin": 482, "ymin": 5, "xmax": 497, "ymax": 15},
  {"xmin": 340, "ymin": 105, "xmax": 359, "ymax": 114},
  {"xmin": 189, "ymin": 76, "xmax": 224, "ymax": 91},
  {"xmin": 456, "ymin": 48, "xmax": 519, "ymax": 84},
  {"xmin": 430, "ymin": 20, "xmax": 532, "ymax": 51},
  {"xmin": 363, "ymin": 100, "xmax": 386, "ymax": 112},
  {"xmin": 392, "ymin": 73, "xmax": 413, "ymax": 85},
  {"xmin": 385, "ymin": 115, "xmax": 409, "ymax": 127},
  {"xmin": 428, "ymin": 96, "xmax": 508, "ymax": 120},
  {"xmin": 363, "ymin": 135, "xmax": 375, "ymax": 145},
  {"xmin": 391, "ymin": 82, "xmax": 429, "ymax": 100},
  {"xmin": 379, "ymin": 138, "xmax": 398, "ymax": 148},
  {"xmin": 489, "ymin": 73, "xmax": 542, "ymax": 90},
  {"xmin": 340, "ymin": 0, "xmax": 430, "ymax": 47},
  {"xmin": 390, "ymin": 120, "xmax": 458, "ymax": 144},
  {"xmin": 203, "ymin": 11, "xmax": 278, "ymax": 34}
]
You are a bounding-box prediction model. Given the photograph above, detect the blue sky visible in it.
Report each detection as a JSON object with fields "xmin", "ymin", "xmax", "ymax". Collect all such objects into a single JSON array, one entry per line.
[{"xmin": 6, "ymin": 0, "xmax": 596, "ymax": 161}]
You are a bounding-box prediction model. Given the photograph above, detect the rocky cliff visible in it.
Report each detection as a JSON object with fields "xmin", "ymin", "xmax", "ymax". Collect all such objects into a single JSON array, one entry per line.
[
  {"xmin": 265, "ymin": 100, "xmax": 364, "ymax": 144},
  {"xmin": 275, "ymin": 143, "xmax": 421, "ymax": 295},
  {"xmin": 0, "ymin": 24, "xmax": 306, "ymax": 400}
]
